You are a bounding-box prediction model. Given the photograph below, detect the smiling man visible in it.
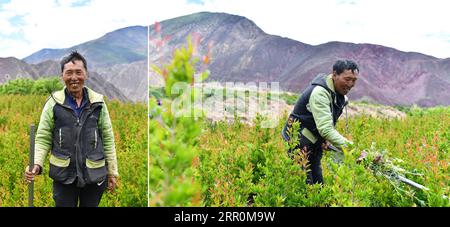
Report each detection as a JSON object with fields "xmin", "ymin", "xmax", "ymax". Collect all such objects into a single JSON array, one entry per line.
[
  {"xmin": 282, "ymin": 60, "xmax": 359, "ymax": 185},
  {"xmin": 24, "ymin": 51, "xmax": 119, "ymax": 207}
]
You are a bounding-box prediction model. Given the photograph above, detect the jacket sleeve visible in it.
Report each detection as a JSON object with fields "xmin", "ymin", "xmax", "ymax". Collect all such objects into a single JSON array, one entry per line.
[
  {"xmin": 34, "ymin": 98, "xmax": 55, "ymax": 171},
  {"xmin": 309, "ymin": 86, "xmax": 350, "ymax": 148},
  {"xmin": 99, "ymin": 103, "xmax": 119, "ymax": 177}
]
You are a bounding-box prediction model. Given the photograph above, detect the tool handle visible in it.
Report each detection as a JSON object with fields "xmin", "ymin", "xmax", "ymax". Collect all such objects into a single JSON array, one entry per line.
[
  {"xmin": 28, "ymin": 124, "xmax": 35, "ymax": 207},
  {"xmin": 328, "ymin": 144, "xmax": 343, "ymax": 153}
]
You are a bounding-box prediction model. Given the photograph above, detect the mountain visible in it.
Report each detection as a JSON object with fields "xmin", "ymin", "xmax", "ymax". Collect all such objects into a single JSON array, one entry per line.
[
  {"xmin": 17, "ymin": 25, "xmax": 148, "ymax": 102},
  {"xmin": 149, "ymin": 12, "xmax": 450, "ymax": 107},
  {"xmin": 95, "ymin": 60, "xmax": 148, "ymax": 102},
  {"xmin": 7, "ymin": 12, "xmax": 450, "ymax": 106},
  {"xmin": 0, "ymin": 57, "xmax": 129, "ymax": 101},
  {"xmin": 0, "ymin": 57, "xmax": 39, "ymax": 83},
  {"xmin": 279, "ymin": 42, "xmax": 450, "ymax": 106},
  {"xmin": 33, "ymin": 60, "xmax": 61, "ymax": 77},
  {"xmin": 84, "ymin": 71, "xmax": 130, "ymax": 102},
  {"xmin": 23, "ymin": 26, "xmax": 147, "ymax": 68}
]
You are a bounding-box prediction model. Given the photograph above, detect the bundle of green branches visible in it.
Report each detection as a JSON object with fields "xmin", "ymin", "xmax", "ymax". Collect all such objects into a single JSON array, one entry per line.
[{"xmin": 356, "ymin": 142, "xmax": 429, "ymax": 205}]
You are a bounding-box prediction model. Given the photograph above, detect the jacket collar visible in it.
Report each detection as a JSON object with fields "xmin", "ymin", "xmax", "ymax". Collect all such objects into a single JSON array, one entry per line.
[
  {"xmin": 51, "ymin": 86, "xmax": 104, "ymax": 105},
  {"xmin": 325, "ymin": 74, "xmax": 335, "ymax": 93}
]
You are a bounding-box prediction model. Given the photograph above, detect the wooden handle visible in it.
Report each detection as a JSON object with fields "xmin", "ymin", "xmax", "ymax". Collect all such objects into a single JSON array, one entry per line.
[{"xmin": 28, "ymin": 124, "xmax": 35, "ymax": 207}]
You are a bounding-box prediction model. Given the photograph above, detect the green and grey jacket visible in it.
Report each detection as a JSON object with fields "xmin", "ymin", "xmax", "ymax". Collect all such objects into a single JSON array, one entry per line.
[
  {"xmin": 282, "ymin": 74, "xmax": 351, "ymax": 148},
  {"xmin": 34, "ymin": 87, "xmax": 118, "ymax": 187}
]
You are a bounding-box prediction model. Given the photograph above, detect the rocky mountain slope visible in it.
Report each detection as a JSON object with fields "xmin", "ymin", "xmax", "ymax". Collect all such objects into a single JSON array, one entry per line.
[{"xmin": 150, "ymin": 12, "xmax": 450, "ymax": 107}]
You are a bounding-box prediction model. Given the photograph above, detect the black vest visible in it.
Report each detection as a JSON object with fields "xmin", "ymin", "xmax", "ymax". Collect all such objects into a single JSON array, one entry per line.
[
  {"xmin": 49, "ymin": 95, "xmax": 107, "ymax": 187},
  {"xmin": 282, "ymin": 74, "xmax": 347, "ymax": 144}
]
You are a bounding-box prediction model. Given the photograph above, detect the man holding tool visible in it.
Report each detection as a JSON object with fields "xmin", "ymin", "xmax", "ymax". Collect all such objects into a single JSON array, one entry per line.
[
  {"xmin": 282, "ymin": 60, "xmax": 358, "ymax": 185},
  {"xmin": 25, "ymin": 51, "xmax": 119, "ymax": 207}
]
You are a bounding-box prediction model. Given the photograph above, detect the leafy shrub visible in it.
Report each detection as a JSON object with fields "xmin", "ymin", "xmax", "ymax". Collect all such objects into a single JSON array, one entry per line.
[
  {"xmin": 0, "ymin": 77, "xmax": 63, "ymax": 95},
  {"xmin": 149, "ymin": 37, "xmax": 207, "ymax": 206}
]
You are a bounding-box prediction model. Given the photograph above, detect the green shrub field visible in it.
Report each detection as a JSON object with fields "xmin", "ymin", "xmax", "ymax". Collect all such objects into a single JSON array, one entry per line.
[
  {"xmin": 149, "ymin": 39, "xmax": 449, "ymax": 207},
  {"xmin": 0, "ymin": 88, "xmax": 147, "ymax": 206}
]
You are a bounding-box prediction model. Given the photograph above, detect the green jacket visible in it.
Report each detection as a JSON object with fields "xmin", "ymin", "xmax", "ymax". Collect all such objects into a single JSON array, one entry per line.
[
  {"xmin": 308, "ymin": 74, "xmax": 351, "ymax": 147},
  {"xmin": 34, "ymin": 87, "xmax": 119, "ymax": 180},
  {"xmin": 283, "ymin": 74, "xmax": 351, "ymax": 148}
]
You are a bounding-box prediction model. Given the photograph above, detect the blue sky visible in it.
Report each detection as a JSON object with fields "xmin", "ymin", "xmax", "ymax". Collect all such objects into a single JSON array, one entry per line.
[
  {"xmin": 1, "ymin": 0, "xmax": 449, "ymax": 59},
  {"xmin": 187, "ymin": 0, "xmax": 204, "ymax": 5}
]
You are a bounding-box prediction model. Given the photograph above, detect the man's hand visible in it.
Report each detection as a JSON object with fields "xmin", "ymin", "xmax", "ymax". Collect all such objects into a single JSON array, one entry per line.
[
  {"xmin": 321, "ymin": 141, "xmax": 331, "ymax": 150},
  {"xmin": 107, "ymin": 175, "xmax": 117, "ymax": 192},
  {"xmin": 24, "ymin": 164, "xmax": 41, "ymax": 183}
]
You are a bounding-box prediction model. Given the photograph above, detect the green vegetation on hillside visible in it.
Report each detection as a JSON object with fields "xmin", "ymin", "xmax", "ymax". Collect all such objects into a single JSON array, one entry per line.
[{"xmin": 0, "ymin": 77, "xmax": 63, "ymax": 95}]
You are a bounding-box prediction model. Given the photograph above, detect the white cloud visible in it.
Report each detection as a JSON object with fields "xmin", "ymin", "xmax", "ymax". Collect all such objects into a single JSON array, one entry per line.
[
  {"xmin": 1, "ymin": 0, "xmax": 449, "ymax": 59},
  {"xmin": 0, "ymin": 0, "xmax": 201, "ymax": 58},
  {"xmin": 0, "ymin": 37, "xmax": 28, "ymax": 55}
]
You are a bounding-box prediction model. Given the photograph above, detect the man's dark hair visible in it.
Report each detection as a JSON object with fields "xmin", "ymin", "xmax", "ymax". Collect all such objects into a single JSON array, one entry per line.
[
  {"xmin": 60, "ymin": 51, "xmax": 88, "ymax": 73},
  {"xmin": 333, "ymin": 60, "xmax": 359, "ymax": 75}
]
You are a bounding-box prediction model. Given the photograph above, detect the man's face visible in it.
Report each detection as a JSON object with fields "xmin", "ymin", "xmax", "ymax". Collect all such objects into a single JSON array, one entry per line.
[
  {"xmin": 332, "ymin": 69, "xmax": 358, "ymax": 95},
  {"xmin": 62, "ymin": 60, "xmax": 86, "ymax": 96}
]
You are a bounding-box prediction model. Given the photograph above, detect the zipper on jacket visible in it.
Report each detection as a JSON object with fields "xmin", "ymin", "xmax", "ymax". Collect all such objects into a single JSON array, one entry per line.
[
  {"xmin": 94, "ymin": 130, "xmax": 97, "ymax": 149},
  {"xmin": 59, "ymin": 128, "xmax": 62, "ymax": 148}
]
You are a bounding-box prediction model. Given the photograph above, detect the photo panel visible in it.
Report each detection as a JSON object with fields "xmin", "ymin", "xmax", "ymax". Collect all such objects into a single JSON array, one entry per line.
[
  {"xmin": 0, "ymin": 25, "xmax": 148, "ymax": 207},
  {"xmin": 148, "ymin": 8, "xmax": 450, "ymax": 209}
]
